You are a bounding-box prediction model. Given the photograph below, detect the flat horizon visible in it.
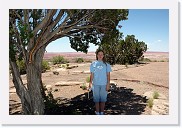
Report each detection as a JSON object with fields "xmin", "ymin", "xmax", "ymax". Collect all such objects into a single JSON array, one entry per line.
[{"xmin": 45, "ymin": 51, "xmax": 169, "ymax": 53}]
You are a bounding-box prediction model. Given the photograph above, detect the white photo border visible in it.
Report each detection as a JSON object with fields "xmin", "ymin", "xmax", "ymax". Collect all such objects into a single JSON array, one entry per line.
[{"xmin": 0, "ymin": 0, "xmax": 179, "ymax": 125}]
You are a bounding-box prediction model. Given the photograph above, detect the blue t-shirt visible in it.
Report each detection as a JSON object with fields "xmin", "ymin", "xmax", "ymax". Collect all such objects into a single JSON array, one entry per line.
[{"xmin": 90, "ymin": 60, "xmax": 112, "ymax": 86}]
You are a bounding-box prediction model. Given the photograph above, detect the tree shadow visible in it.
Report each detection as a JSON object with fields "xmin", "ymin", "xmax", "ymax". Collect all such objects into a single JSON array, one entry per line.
[
  {"xmin": 45, "ymin": 85, "xmax": 148, "ymax": 115},
  {"xmin": 9, "ymin": 102, "xmax": 22, "ymax": 115}
]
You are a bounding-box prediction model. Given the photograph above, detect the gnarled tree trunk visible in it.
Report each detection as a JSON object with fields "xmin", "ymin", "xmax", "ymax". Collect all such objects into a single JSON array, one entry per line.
[
  {"xmin": 9, "ymin": 59, "xmax": 32, "ymax": 114},
  {"xmin": 10, "ymin": 46, "xmax": 46, "ymax": 115},
  {"xmin": 26, "ymin": 47, "xmax": 46, "ymax": 114}
]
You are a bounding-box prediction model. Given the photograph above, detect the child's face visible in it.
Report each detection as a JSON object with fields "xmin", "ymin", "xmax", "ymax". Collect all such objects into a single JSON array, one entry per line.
[{"xmin": 97, "ymin": 51, "xmax": 104, "ymax": 60}]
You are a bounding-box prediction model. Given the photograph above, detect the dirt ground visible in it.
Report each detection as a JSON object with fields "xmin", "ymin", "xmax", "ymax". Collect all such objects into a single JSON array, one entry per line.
[{"xmin": 9, "ymin": 60, "xmax": 169, "ymax": 115}]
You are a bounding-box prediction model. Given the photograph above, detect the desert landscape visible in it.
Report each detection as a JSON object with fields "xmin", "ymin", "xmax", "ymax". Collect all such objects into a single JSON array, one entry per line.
[{"xmin": 9, "ymin": 51, "xmax": 169, "ymax": 115}]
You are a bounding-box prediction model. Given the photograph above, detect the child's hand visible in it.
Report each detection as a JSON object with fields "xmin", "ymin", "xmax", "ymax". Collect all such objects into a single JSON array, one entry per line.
[
  {"xmin": 88, "ymin": 83, "xmax": 92, "ymax": 91},
  {"xmin": 106, "ymin": 84, "xmax": 110, "ymax": 91}
]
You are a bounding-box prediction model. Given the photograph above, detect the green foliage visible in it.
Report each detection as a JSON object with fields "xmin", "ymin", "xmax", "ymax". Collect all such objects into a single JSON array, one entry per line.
[
  {"xmin": 44, "ymin": 91, "xmax": 58, "ymax": 110},
  {"xmin": 52, "ymin": 56, "xmax": 68, "ymax": 65},
  {"xmin": 86, "ymin": 76, "xmax": 90, "ymax": 83},
  {"xmin": 139, "ymin": 58, "xmax": 151, "ymax": 62},
  {"xmin": 80, "ymin": 83, "xmax": 87, "ymax": 90},
  {"xmin": 75, "ymin": 58, "xmax": 84, "ymax": 63},
  {"xmin": 68, "ymin": 9, "xmax": 129, "ymax": 53},
  {"xmin": 125, "ymin": 63, "xmax": 128, "ymax": 68},
  {"xmin": 9, "ymin": 9, "xmax": 129, "ymax": 114},
  {"xmin": 153, "ymin": 91, "xmax": 159, "ymax": 99},
  {"xmin": 59, "ymin": 64, "xmax": 68, "ymax": 68},
  {"xmin": 100, "ymin": 34, "xmax": 147, "ymax": 65},
  {"xmin": 42, "ymin": 60, "xmax": 50, "ymax": 73},
  {"xmin": 16, "ymin": 60, "xmax": 26, "ymax": 75},
  {"xmin": 159, "ymin": 60, "xmax": 165, "ymax": 62},
  {"xmin": 10, "ymin": 9, "xmax": 129, "ymax": 63},
  {"xmin": 147, "ymin": 98, "xmax": 154, "ymax": 108},
  {"xmin": 16, "ymin": 60, "xmax": 50, "ymax": 74}
]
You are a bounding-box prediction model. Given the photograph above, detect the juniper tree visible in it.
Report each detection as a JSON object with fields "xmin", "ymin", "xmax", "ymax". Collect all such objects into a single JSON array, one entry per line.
[{"xmin": 9, "ymin": 9, "xmax": 129, "ymax": 114}]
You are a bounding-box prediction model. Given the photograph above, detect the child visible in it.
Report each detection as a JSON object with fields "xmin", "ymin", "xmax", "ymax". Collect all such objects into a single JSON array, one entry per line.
[{"xmin": 89, "ymin": 49, "xmax": 112, "ymax": 115}]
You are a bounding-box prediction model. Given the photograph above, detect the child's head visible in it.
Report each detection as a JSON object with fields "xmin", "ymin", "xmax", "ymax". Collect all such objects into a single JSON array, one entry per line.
[{"xmin": 95, "ymin": 49, "xmax": 106, "ymax": 62}]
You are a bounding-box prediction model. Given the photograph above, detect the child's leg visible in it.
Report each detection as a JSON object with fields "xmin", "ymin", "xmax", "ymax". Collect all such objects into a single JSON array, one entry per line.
[
  {"xmin": 100, "ymin": 102, "xmax": 105, "ymax": 113},
  {"xmin": 92, "ymin": 85, "xmax": 101, "ymax": 113},
  {"xmin": 95, "ymin": 102, "xmax": 100, "ymax": 113},
  {"xmin": 100, "ymin": 85, "xmax": 108, "ymax": 114}
]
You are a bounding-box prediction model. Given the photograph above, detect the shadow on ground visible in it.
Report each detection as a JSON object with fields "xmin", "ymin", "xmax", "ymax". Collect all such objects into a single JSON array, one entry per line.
[
  {"xmin": 9, "ymin": 100, "xmax": 22, "ymax": 114},
  {"xmin": 45, "ymin": 86, "xmax": 148, "ymax": 115},
  {"xmin": 9, "ymin": 86, "xmax": 148, "ymax": 115}
]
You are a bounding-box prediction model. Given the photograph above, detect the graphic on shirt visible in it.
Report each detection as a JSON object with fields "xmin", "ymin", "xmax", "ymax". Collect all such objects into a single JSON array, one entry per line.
[
  {"xmin": 97, "ymin": 65, "xmax": 103, "ymax": 70},
  {"xmin": 90, "ymin": 61, "xmax": 112, "ymax": 85}
]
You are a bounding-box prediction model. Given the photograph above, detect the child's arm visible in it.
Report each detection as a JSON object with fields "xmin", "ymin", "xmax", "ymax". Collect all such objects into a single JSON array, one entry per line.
[
  {"xmin": 89, "ymin": 73, "xmax": 93, "ymax": 89},
  {"xmin": 106, "ymin": 72, "xmax": 110, "ymax": 91}
]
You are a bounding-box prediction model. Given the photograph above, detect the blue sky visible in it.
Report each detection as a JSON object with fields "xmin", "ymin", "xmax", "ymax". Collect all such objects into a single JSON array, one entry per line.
[{"xmin": 46, "ymin": 9, "xmax": 169, "ymax": 52}]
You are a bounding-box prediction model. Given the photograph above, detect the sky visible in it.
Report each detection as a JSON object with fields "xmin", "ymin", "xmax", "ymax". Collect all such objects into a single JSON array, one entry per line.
[{"xmin": 46, "ymin": 9, "xmax": 169, "ymax": 53}]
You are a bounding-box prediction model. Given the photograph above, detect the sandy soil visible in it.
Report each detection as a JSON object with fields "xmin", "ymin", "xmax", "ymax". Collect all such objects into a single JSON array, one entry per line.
[{"xmin": 9, "ymin": 59, "xmax": 169, "ymax": 115}]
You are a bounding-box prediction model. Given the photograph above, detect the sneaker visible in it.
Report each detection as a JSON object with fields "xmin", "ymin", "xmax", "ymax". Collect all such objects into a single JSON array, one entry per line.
[
  {"xmin": 95, "ymin": 111, "xmax": 100, "ymax": 115},
  {"xmin": 100, "ymin": 112, "xmax": 104, "ymax": 115}
]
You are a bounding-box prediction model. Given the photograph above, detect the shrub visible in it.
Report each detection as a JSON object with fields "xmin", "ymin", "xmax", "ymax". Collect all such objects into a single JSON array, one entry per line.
[
  {"xmin": 159, "ymin": 60, "xmax": 165, "ymax": 62},
  {"xmin": 147, "ymin": 98, "xmax": 154, "ymax": 108},
  {"xmin": 52, "ymin": 55, "xmax": 67, "ymax": 65},
  {"xmin": 59, "ymin": 64, "xmax": 68, "ymax": 68},
  {"xmin": 42, "ymin": 60, "xmax": 50, "ymax": 72},
  {"xmin": 99, "ymin": 34, "xmax": 147, "ymax": 65},
  {"xmin": 16, "ymin": 60, "xmax": 26, "ymax": 75},
  {"xmin": 86, "ymin": 76, "xmax": 90, "ymax": 83},
  {"xmin": 80, "ymin": 83, "xmax": 87, "ymax": 90},
  {"xmin": 16, "ymin": 59, "xmax": 50, "ymax": 74},
  {"xmin": 44, "ymin": 91, "xmax": 58, "ymax": 111},
  {"xmin": 125, "ymin": 63, "xmax": 128, "ymax": 68},
  {"xmin": 140, "ymin": 58, "xmax": 151, "ymax": 62},
  {"xmin": 153, "ymin": 91, "xmax": 159, "ymax": 99},
  {"xmin": 75, "ymin": 58, "xmax": 84, "ymax": 63}
]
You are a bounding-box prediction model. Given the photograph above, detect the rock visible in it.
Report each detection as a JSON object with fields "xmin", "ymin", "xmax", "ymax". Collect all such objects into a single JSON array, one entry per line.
[
  {"xmin": 10, "ymin": 88, "xmax": 16, "ymax": 93},
  {"xmin": 71, "ymin": 70, "xmax": 90, "ymax": 74},
  {"xmin": 110, "ymin": 81, "xmax": 117, "ymax": 85},
  {"xmin": 83, "ymin": 70, "xmax": 90, "ymax": 74},
  {"xmin": 55, "ymin": 81, "xmax": 84, "ymax": 86},
  {"xmin": 55, "ymin": 68, "xmax": 67, "ymax": 72},
  {"xmin": 163, "ymin": 102, "xmax": 169, "ymax": 107},
  {"xmin": 66, "ymin": 65, "xmax": 78, "ymax": 69},
  {"xmin": 54, "ymin": 88, "xmax": 59, "ymax": 92},
  {"xmin": 46, "ymin": 84, "xmax": 52, "ymax": 88},
  {"xmin": 59, "ymin": 64, "xmax": 68, "ymax": 68},
  {"xmin": 72, "ymin": 71, "xmax": 84, "ymax": 74},
  {"xmin": 53, "ymin": 71, "xmax": 59, "ymax": 75},
  {"xmin": 112, "ymin": 68, "xmax": 119, "ymax": 71},
  {"xmin": 110, "ymin": 81, "xmax": 117, "ymax": 91}
]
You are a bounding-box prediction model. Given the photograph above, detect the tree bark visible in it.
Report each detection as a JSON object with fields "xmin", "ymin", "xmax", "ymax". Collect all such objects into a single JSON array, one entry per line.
[
  {"xmin": 26, "ymin": 46, "xmax": 46, "ymax": 115},
  {"xmin": 9, "ymin": 59, "xmax": 32, "ymax": 114},
  {"xmin": 10, "ymin": 46, "xmax": 46, "ymax": 115}
]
